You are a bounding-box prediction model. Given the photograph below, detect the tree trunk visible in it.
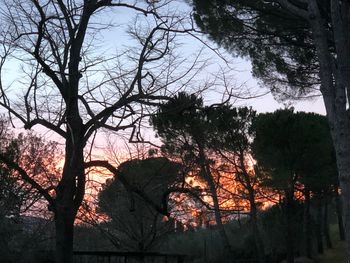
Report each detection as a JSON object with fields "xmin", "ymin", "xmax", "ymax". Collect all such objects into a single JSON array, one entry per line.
[
  {"xmin": 206, "ymin": 174, "xmax": 234, "ymax": 261},
  {"xmin": 323, "ymin": 197, "xmax": 333, "ymax": 249},
  {"xmin": 316, "ymin": 198, "xmax": 324, "ymax": 254},
  {"xmin": 54, "ymin": 104, "xmax": 85, "ymax": 263},
  {"xmin": 284, "ymin": 192, "xmax": 295, "ymax": 263},
  {"xmin": 330, "ymin": 123, "xmax": 350, "ymax": 258},
  {"xmin": 325, "ymin": 108, "xmax": 350, "ymax": 257},
  {"xmin": 250, "ymin": 199, "xmax": 265, "ymax": 263},
  {"xmin": 239, "ymin": 150, "xmax": 265, "ymax": 263},
  {"xmin": 197, "ymin": 145, "xmax": 234, "ymax": 262},
  {"xmin": 303, "ymin": 189, "xmax": 312, "ymax": 258},
  {"xmin": 307, "ymin": 0, "xmax": 350, "ymax": 260},
  {"xmin": 55, "ymin": 210, "xmax": 75, "ymax": 263},
  {"xmin": 335, "ymin": 186, "xmax": 346, "ymax": 241}
]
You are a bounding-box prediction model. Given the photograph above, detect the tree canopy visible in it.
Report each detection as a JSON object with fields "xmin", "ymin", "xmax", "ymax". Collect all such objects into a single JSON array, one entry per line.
[
  {"xmin": 190, "ymin": 2, "xmax": 350, "ymax": 257},
  {"xmin": 98, "ymin": 157, "xmax": 182, "ymax": 251},
  {"xmin": 191, "ymin": 0, "xmax": 318, "ymax": 100},
  {"xmin": 251, "ymin": 109, "xmax": 338, "ymax": 261},
  {"xmin": 251, "ymin": 109, "xmax": 337, "ymax": 194}
]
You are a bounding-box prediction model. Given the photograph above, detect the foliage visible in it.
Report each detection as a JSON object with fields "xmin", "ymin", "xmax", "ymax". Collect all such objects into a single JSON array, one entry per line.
[
  {"xmin": 251, "ymin": 109, "xmax": 337, "ymax": 194},
  {"xmin": 151, "ymin": 92, "xmax": 220, "ymax": 223},
  {"xmin": 151, "ymin": 92, "xmax": 255, "ymax": 157},
  {"xmin": 151, "ymin": 92, "xmax": 206, "ymax": 166},
  {"xmin": 260, "ymin": 203, "xmax": 304, "ymax": 262},
  {"xmin": 251, "ymin": 109, "xmax": 338, "ymax": 261},
  {"xmin": 190, "ymin": 0, "xmax": 318, "ymax": 100},
  {"xmin": 161, "ymin": 219, "xmax": 268, "ymax": 263},
  {"xmin": 152, "ymin": 92, "xmax": 265, "ymax": 212},
  {"xmin": 0, "ymin": 123, "xmax": 24, "ymax": 260},
  {"xmin": 98, "ymin": 157, "xmax": 182, "ymax": 251},
  {"xmin": 0, "ymin": 118, "xmax": 60, "ymax": 260},
  {"xmin": 190, "ymin": 3, "xmax": 350, "ymax": 257},
  {"xmin": 0, "ymin": 120, "xmax": 24, "ymax": 220},
  {"xmin": 206, "ymin": 106, "xmax": 255, "ymax": 152}
]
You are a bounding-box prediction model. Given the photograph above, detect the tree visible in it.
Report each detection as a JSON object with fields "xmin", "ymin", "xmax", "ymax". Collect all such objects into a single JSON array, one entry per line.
[
  {"xmin": 296, "ymin": 113, "xmax": 338, "ymax": 254},
  {"xmin": 190, "ymin": 1, "xmax": 350, "ymax": 258},
  {"xmin": 151, "ymin": 92, "xmax": 235, "ymax": 259},
  {"xmin": 206, "ymin": 106, "xmax": 266, "ymax": 263},
  {"xmin": 251, "ymin": 109, "xmax": 338, "ymax": 262},
  {"xmin": 0, "ymin": 118, "xmax": 61, "ymax": 218},
  {"xmin": 152, "ymin": 96, "xmax": 270, "ymax": 262},
  {"xmin": 0, "ymin": 120, "xmax": 26, "ymax": 260},
  {"xmin": 98, "ymin": 157, "xmax": 181, "ymax": 251},
  {"xmin": 0, "ymin": 1, "xmax": 206, "ymax": 262},
  {"xmin": 190, "ymin": 1, "xmax": 317, "ymax": 100},
  {"xmin": 0, "ymin": 118, "xmax": 61, "ymax": 260}
]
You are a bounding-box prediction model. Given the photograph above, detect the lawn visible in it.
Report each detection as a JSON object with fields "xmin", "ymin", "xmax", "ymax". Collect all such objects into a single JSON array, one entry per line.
[{"xmin": 315, "ymin": 225, "xmax": 346, "ymax": 263}]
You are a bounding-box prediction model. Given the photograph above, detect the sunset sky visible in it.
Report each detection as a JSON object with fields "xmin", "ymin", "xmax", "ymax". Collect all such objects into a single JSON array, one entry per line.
[{"xmin": 0, "ymin": 1, "xmax": 326, "ymax": 135}]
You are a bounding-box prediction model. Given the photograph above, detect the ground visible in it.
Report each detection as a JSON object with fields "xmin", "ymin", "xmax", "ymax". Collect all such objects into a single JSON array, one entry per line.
[{"xmin": 316, "ymin": 225, "xmax": 346, "ymax": 263}]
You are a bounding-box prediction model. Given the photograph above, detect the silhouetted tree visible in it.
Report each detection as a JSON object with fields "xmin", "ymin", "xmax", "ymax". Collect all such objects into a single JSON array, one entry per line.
[
  {"xmin": 0, "ymin": 120, "xmax": 25, "ymax": 259},
  {"xmin": 0, "ymin": 118, "xmax": 60, "ymax": 259},
  {"xmin": 151, "ymin": 92, "xmax": 235, "ymax": 259},
  {"xmin": 0, "ymin": 1, "xmax": 206, "ymax": 262},
  {"xmin": 190, "ymin": 2, "xmax": 350, "ymax": 258},
  {"xmin": 98, "ymin": 157, "xmax": 181, "ymax": 251},
  {"xmin": 251, "ymin": 109, "xmax": 338, "ymax": 262},
  {"xmin": 206, "ymin": 106, "xmax": 266, "ymax": 263}
]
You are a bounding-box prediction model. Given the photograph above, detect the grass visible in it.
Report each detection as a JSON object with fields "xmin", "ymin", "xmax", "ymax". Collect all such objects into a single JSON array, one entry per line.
[
  {"xmin": 315, "ymin": 224, "xmax": 346, "ymax": 263},
  {"xmin": 316, "ymin": 239, "xmax": 346, "ymax": 263}
]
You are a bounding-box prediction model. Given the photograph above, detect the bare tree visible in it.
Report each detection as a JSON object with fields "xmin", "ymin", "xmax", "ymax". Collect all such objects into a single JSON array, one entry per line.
[{"xmin": 0, "ymin": 1, "xmax": 209, "ymax": 262}]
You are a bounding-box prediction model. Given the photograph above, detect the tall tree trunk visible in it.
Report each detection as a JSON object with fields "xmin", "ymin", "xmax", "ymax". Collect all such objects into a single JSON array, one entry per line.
[
  {"xmin": 284, "ymin": 192, "xmax": 295, "ymax": 263},
  {"xmin": 197, "ymin": 146, "xmax": 234, "ymax": 262},
  {"xmin": 331, "ymin": 123, "xmax": 350, "ymax": 257},
  {"xmin": 316, "ymin": 198, "xmax": 324, "ymax": 254},
  {"xmin": 335, "ymin": 186, "xmax": 346, "ymax": 241},
  {"xmin": 238, "ymin": 150, "xmax": 265, "ymax": 263},
  {"xmin": 54, "ymin": 104, "xmax": 85, "ymax": 263},
  {"xmin": 250, "ymin": 198, "xmax": 265, "ymax": 263},
  {"xmin": 54, "ymin": 162, "xmax": 83, "ymax": 263},
  {"xmin": 303, "ymin": 189, "xmax": 312, "ymax": 258},
  {"xmin": 55, "ymin": 210, "xmax": 75, "ymax": 263},
  {"xmin": 206, "ymin": 173, "xmax": 234, "ymax": 261},
  {"xmin": 308, "ymin": 0, "xmax": 350, "ymax": 260},
  {"xmin": 323, "ymin": 197, "xmax": 333, "ymax": 249}
]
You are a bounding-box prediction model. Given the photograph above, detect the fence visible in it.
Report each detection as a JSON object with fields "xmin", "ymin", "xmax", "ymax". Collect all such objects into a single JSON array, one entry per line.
[{"xmin": 73, "ymin": 251, "xmax": 189, "ymax": 263}]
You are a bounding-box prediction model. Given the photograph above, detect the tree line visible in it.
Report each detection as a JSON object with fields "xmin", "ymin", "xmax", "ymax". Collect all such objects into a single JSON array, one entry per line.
[
  {"xmin": 190, "ymin": 1, "xmax": 350, "ymax": 261},
  {"xmin": 1, "ymin": 0, "xmax": 350, "ymax": 262},
  {"xmin": 1, "ymin": 96, "xmax": 341, "ymax": 262}
]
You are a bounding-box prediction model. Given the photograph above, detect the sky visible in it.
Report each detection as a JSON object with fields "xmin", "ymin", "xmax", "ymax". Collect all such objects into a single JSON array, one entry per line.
[
  {"xmin": 0, "ymin": 0, "xmax": 327, "ymax": 149},
  {"xmin": 227, "ymin": 60, "xmax": 326, "ymax": 115},
  {"xmin": 94, "ymin": 1, "xmax": 327, "ymax": 116},
  {"xmin": 0, "ymin": 1, "xmax": 329, "ymax": 221},
  {"xmin": 85, "ymin": 1, "xmax": 327, "ymax": 115}
]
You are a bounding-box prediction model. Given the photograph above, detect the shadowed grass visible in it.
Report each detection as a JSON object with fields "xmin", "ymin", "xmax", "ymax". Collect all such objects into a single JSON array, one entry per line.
[{"xmin": 315, "ymin": 224, "xmax": 346, "ymax": 263}]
